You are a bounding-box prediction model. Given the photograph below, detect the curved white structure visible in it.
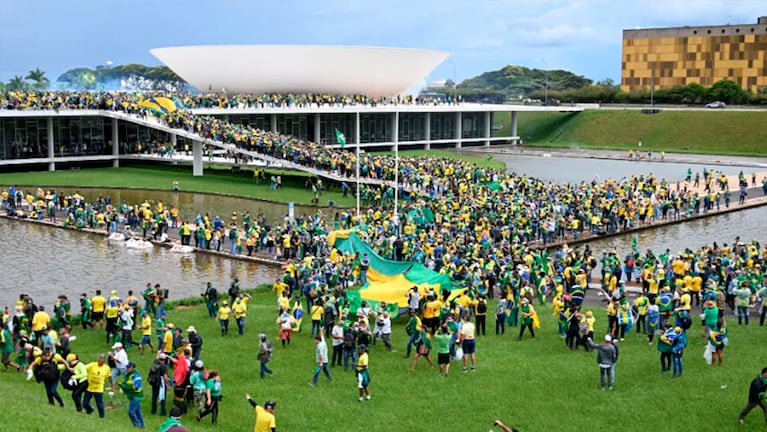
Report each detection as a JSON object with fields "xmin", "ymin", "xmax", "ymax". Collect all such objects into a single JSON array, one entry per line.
[{"xmin": 150, "ymin": 45, "xmax": 449, "ymax": 96}]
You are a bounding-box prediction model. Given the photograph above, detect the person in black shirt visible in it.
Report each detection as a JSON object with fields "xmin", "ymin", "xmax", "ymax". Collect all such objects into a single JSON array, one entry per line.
[{"xmin": 738, "ymin": 368, "xmax": 767, "ymax": 424}]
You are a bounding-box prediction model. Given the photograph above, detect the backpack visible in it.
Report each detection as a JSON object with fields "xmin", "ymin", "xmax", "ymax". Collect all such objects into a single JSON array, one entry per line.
[
  {"xmin": 343, "ymin": 330, "xmax": 356, "ymax": 349},
  {"xmin": 148, "ymin": 361, "xmax": 163, "ymax": 386},
  {"xmin": 60, "ymin": 369, "xmax": 76, "ymax": 391},
  {"xmin": 35, "ymin": 359, "xmax": 59, "ymax": 382},
  {"xmin": 477, "ymin": 300, "xmax": 487, "ymax": 314}
]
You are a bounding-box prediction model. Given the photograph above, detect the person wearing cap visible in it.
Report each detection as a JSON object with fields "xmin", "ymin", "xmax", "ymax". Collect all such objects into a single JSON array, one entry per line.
[
  {"xmin": 355, "ymin": 343, "xmax": 371, "ymax": 402},
  {"xmin": 65, "ymin": 353, "xmax": 88, "ymax": 411},
  {"xmin": 218, "ymin": 300, "xmax": 232, "ymax": 337},
  {"xmin": 105, "ymin": 298, "xmax": 120, "ymax": 344},
  {"xmin": 190, "ymin": 359, "xmax": 209, "ymax": 413},
  {"xmin": 188, "ymin": 326, "xmax": 203, "ymax": 361},
  {"xmin": 119, "ymin": 303, "xmax": 135, "ymax": 349},
  {"xmin": 162, "ymin": 323, "xmax": 175, "ymax": 355},
  {"xmin": 245, "ymin": 394, "xmax": 276, "ymax": 432},
  {"xmin": 587, "ymin": 334, "xmax": 617, "ymax": 390},
  {"xmin": 149, "ymin": 352, "xmax": 171, "ymax": 416},
  {"xmin": 109, "ymin": 342, "xmax": 129, "ymax": 382},
  {"xmin": 258, "ymin": 334, "xmax": 274, "ymax": 379},
  {"xmin": 159, "ymin": 406, "xmax": 191, "ymax": 432},
  {"xmin": 309, "ymin": 331, "xmax": 331, "ymax": 387},
  {"xmin": 84, "ymin": 353, "xmax": 114, "ymax": 418},
  {"xmin": 118, "ymin": 361, "xmax": 145, "ymax": 428}
]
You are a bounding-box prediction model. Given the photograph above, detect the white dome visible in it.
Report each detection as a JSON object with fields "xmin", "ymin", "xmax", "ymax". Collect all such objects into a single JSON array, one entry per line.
[{"xmin": 150, "ymin": 45, "xmax": 449, "ymax": 96}]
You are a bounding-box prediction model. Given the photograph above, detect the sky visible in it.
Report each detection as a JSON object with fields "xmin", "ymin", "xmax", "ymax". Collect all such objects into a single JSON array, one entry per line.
[{"xmin": 1, "ymin": 0, "xmax": 765, "ymax": 86}]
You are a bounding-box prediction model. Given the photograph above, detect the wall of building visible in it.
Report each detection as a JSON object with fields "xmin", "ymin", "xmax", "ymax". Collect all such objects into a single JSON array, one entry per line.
[{"xmin": 622, "ymin": 18, "xmax": 767, "ymax": 93}]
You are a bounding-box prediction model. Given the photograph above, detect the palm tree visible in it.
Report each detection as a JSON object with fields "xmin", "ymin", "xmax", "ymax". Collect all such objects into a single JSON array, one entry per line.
[
  {"xmin": 25, "ymin": 68, "xmax": 49, "ymax": 90},
  {"xmin": 7, "ymin": 75, "xmax": 27, "ymax": 91}
]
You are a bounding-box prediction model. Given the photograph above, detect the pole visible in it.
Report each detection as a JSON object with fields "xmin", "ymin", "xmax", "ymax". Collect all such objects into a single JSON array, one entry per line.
[
  {"xmin": 355, "ymin": 112, "xmax": 360, "ymax": 219},
  {"xmin": 394, "ymin": 121, "xmax": 399, "ymax": 224}
]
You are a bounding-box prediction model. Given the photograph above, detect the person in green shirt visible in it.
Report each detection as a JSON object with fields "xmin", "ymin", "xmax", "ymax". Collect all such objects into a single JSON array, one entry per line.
[
  {"xmin": 156, "ymin": 312, "xmax": 167, "ymax": 348},
  {"xmin": 159, "ymin": 406, "xmax": 190, "ymax": 432},
  {"xmin": 119, "ymin": 361, "xmax": 144, "ymax": 428},
  {"xmin": 409, "ymin": 326, "xmax": 433, "ymax": 371},
  {"xmin": 196, "ymin": 370, "xmax": 222, "ymax": 424},
  {"xmin": 434, "ymin": 325, "xmax": 452, "ymax": 377}
]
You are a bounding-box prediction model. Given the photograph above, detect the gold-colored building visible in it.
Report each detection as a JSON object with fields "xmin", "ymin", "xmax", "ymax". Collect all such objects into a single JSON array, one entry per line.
[{"xmin": 622, "ymin": 16, "xmax": 767, "ymax": 93}]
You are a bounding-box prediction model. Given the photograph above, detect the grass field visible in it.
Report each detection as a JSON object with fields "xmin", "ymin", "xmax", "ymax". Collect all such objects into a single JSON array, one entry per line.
[
  {"xmin": 494, "ymin": 110, "xmax": 767, "ymax": 156},
  {"xmin": 5, "ymin": 288, "xmax": 767, "ymax": 432},
  {"xmin": 0, "ymin": 164, "xmax": 358, "ymax": 207}
]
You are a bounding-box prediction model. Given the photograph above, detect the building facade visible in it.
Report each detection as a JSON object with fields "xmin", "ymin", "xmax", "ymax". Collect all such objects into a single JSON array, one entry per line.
[{"xmin": 622, "ymin": 16, "xmax": 767, "ymax": 93}]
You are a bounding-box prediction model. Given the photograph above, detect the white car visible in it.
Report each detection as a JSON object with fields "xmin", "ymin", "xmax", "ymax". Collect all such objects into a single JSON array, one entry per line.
[{"xmin": 705, "ymin": 101, "xmax": 726, "ymax": 109}]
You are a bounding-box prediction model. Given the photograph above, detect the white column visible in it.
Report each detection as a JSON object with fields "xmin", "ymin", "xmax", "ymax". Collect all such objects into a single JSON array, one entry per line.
[
  {"xmin": 271, "ymin": 114, "xmax": 277, "ymax": 132},
  {"xmin": 391, "ymin": 112, "xmax": 398, "ymax": 151},
  {"xmin": 424, "ymin": 112, "xmax": 431, "ymax": 150},
  {"xmin": 484, "ymin": 111, "xmax": 491, "ymax": 147},
  {"xmin": 47, "ymin": 117, "xmax": 55, "ymax": 171},
  {"xmin": 511, "ymin": 111, "xmax": 519, "ymax": 144},
  {"xmin": 455, "ymin": 111, "xmax": 462, "ymax": 148},
  {"xmin": 355, "ymin": 112, "xmax": 361, "ymax": 218},
  {"xmin": 314, "ymin": 113, "xmax": 321, "ymax": 144},
  {"xmin": 393, "ymin": 111, "xmax": 399, "ymax": 221},
  {"xmin": 193, "ymin": 140, "xmax": 203, "ymax": 176},
  {"xmin": 112, "ymin": 118, "xmax": 119, "ymax": 167}
]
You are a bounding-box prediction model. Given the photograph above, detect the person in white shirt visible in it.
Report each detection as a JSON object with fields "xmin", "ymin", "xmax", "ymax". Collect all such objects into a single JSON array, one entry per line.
[
  {"xmin": 109, "ymin": 342, "xmax": 129, "ymax": 381},
  {"xmin": 378, "ymin": 312, "xmax": 392, "ymax": 350},
  {"xmin": 331, "ymin": 321, "xmax": 344, "ymax": 367},
  {"xmin": 459, "ymin": 315, "xmax": 476, "ymax": 372},
  {"xmin": 309, "ymin": 331, "xmax": 331, "ymax": 387}
]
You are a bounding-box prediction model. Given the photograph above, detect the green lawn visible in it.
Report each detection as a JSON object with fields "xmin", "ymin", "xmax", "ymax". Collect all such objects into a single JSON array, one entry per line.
[
  {"xmin": 0, "ymin": 165, "xmax": 357, "ymax": 207},
  {"xmin": 493, "ymin": 110, "xmax": 767, "ymax": 156},
  {"xmin": 4, "ymin": 289, "xmax": 766, "ymax": 431}
]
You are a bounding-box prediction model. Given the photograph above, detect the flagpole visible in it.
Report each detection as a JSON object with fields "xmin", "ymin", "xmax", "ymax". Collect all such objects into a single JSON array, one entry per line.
[{"xmin": 355, "ymin": 112, "xmax": 360, "ymax": 219}]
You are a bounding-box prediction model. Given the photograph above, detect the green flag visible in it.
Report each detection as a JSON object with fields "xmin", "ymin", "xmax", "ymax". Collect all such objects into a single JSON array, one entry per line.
[{"xmin": 335, "ymin": 129, "xmax": 346, "ymax": 148}]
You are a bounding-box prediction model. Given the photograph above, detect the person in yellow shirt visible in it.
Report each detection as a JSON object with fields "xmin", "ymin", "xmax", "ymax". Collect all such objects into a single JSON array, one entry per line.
[
  {"xmin": 272, "ymin": 279, "xmax": 288, "ymax": 298},
  {"xmin": 218, "ymin": 300, "xmax": 232, "ymax": 336},
  {"xmin": 28, "ymin": 347, "xmax": 66, "ymax": 406},
  {"xmin": 91, "ymin": 290, "xmax": 106, "ymax": 330},
  {"xmin": 310, "ymin": 300, "xmax": 325, "ymax": 337},
  {"xmin": 245, "ymin": 395, "xmax": 276, "ymax": 432},
  {"xmin": 423, "ymin": 296, "xmax": 441, "ymax": 334},
  {"xmin": 355, "ymin": 344, "xmax": 371, "ymax": 402},
  {"xmin": 233, "ymin": 293, "xmax": 252, "ymax": 336},
  {"xmin": 105, "ymin": 300, "xmax": 120, "ymax": 344},
  {"xmin": 84, "ymin": 353, "xmax": 114, "ymax": 418},
  {"xmin": 138, "ymin": 310, "xmax": 154, "ymax": 355},
  {"xmin": 31, "ymin": 306, "xmax": 51, "ymax": 340},
  {"xmin": 162, "ymin": 324, "xmax": 175, "ymax": 355}
]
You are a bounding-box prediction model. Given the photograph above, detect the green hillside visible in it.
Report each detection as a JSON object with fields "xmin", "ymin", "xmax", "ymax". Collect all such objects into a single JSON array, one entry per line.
[{"xmin": 494, "ymin": 110, "xmax": 767, "ymax": 156}]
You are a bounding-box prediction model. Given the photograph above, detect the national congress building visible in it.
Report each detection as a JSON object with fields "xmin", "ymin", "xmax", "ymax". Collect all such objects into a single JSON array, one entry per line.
[{"xmin": 621, "ymin": 16, "xmax": 767, "ymax": 93}]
